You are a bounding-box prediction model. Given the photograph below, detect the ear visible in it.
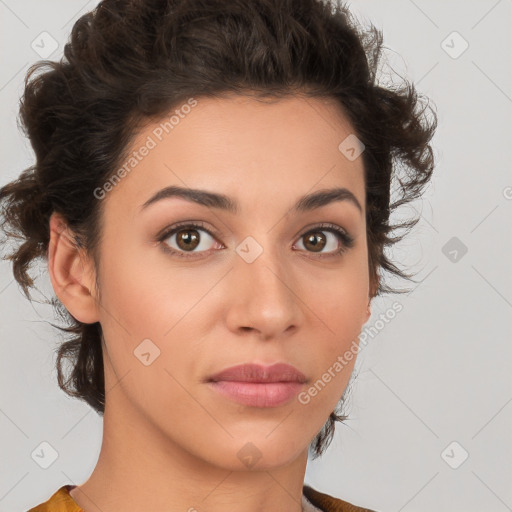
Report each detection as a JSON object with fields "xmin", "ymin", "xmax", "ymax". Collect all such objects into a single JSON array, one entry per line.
[
  {"xmin": 47, "ymin": 212, "xmax": 100, "ymax": 324},
  {"xmin": 364, "ymin": 272, "xmax": 380, "ymax": 323}
]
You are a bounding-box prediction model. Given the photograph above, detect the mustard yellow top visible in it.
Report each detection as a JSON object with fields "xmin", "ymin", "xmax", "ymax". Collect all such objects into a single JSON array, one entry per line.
[
  {"xmin": 27, "ymin": 484, "xmax": 378, "ymax": 512},
  {"xmin": 27, "ymin": 486, "xmax": 81, "ymax": 512}
]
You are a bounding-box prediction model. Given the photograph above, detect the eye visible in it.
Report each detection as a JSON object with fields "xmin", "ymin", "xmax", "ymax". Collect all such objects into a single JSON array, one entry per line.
[
  {"xmin": 156, "ymin": 221, "xmax": 354, "ymax": 259},
  {"xmin": 157, "ymin": 221, "xmax": 223, "ymax": 259},
  {"xmin": 293, "ymin": 223, "xmax": 355, "ymax": 258}
]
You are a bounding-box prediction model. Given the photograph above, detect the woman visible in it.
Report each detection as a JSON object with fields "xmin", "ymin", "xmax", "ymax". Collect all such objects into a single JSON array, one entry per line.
[{"xmin": 0, "ymin": 0, "xmax": 436, "ymax": 510}]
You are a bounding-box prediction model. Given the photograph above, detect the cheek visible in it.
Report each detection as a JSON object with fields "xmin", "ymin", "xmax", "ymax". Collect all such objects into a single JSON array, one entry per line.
[
  {"xmin": 300, "ymin": 255, "xmax": 368, "ymax": 401},
  {"xmin": 96, "ymin": 240, "xmax": 218, "ymax": 382},
  {"xmin": 297, "ymin": 279, "xmax": 364, "ymax": 416},
  {"xmin": 309, "ymin": 251, "xmax": 369, "ymax": 335},
  {"xmin": 95, "ymin": 251, "xmax": 209, "ymax": 423},
  {"xmin": 97, "ymin": 224, "xmax": 368, "ymax": 381},
  {"xmin": 97, "ymin": 231, "xmax": 201, "ymax": 335}
]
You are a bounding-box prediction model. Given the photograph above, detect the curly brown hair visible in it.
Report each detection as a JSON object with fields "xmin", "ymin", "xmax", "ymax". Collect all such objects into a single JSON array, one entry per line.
[{"xmin": 0, "ymin": 0, "xmax": 437, "ymax": 458}]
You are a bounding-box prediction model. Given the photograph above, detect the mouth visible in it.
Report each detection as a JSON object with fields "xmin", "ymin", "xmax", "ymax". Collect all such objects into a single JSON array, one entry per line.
[{"xmin": 206, "ymin": 363, "xmax": 307, "ymax": 408}]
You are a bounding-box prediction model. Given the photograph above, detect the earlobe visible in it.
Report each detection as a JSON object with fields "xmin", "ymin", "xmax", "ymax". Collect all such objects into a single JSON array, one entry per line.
[
  {"xmin": 365, "ymin": 273, "xmax": 379, "ymax": 323},
  {"xmin": 47, "ymin": 212, "xmax": 100, "ymax": 324},
  {"xmin": 364, "ymin": 302, "xmax": 372, "ymax": 323},
  {"xmin": 369, "ymin": 272, "xmax": 380, "ymax": 301}
]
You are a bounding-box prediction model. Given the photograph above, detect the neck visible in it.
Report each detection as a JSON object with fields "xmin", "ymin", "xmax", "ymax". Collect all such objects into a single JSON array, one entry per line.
[{"xmin": 70, "ymin": 386, "xmax": 309, "ymax": 512}]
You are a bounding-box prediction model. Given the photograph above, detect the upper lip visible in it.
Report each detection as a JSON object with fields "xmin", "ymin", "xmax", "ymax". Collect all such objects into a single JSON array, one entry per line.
[{"xmin": 208, "ymin": 363, "xmax": 307, "ymax": 384}]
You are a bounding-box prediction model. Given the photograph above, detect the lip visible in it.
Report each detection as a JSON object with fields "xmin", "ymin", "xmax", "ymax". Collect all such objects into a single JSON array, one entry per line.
[{"xmin": 207, "ymin": 363, "xmax": 307, "ymax": 408}]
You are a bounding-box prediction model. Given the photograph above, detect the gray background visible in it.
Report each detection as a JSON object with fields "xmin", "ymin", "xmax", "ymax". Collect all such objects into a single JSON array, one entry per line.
[{"xmin": 1, "ymin": 1, "xmax": 511, "ymax": 511}]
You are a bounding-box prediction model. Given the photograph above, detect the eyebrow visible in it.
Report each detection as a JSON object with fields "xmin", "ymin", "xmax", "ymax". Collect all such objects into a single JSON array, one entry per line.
[{"xmin": 140, "ymin": 185, "xmax": 363, "ymax": 215}]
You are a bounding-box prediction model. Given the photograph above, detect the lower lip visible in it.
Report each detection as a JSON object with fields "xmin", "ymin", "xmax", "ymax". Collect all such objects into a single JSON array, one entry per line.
[{"xmin": 208, "ymin": 381, "xmax": 304, "ymax": 407}]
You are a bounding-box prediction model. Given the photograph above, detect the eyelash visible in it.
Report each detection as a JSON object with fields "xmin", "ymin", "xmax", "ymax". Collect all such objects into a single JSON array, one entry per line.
[{"xmin": 156, "ymin": 221, "xmax": 355, "ymax": 260}]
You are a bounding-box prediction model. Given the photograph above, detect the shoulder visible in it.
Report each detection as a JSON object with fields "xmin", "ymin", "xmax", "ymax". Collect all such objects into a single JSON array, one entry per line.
[
  {"xmin": 29, "ymin": 483, "xmax": 378, "ymax": 512},
  {"xmin": 303, "ymin": 484, "xmax": 379, "ymax": 512},
  {"xmin": 27, "ymin": 485, "xmax": 83, "ymax": 512}
]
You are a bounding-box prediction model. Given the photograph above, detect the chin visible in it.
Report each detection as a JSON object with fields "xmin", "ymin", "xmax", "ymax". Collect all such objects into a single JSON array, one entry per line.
[{"xmin": 204, "ymin": 431, "xmax": 309, "ymax": 472}]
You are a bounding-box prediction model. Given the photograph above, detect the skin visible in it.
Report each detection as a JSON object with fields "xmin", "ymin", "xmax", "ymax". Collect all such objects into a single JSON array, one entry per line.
[{"xmin": 48, "ymin": 94, "xmax": 377, "ymax": 512}]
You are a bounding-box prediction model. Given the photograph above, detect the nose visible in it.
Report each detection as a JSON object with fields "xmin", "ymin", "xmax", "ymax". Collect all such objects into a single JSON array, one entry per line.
[{"xmin": 224, "ymin": 242, "xmax": 303, "ymax": 341}]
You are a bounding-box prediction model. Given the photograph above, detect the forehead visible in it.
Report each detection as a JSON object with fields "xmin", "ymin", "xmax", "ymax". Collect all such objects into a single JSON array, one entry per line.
[{"xmin": 104, "ymin": 94, "xmax": 366, "ymax": 217}]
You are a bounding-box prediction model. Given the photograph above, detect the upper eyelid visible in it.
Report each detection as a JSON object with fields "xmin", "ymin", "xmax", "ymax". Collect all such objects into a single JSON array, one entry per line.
[
  {"xmin": 156, "ymin": 220, "xmax": 213, "ymax": 240},
  {"xmin": 157, "ymin": 221, "xmax": 353, "ymax": 245}
]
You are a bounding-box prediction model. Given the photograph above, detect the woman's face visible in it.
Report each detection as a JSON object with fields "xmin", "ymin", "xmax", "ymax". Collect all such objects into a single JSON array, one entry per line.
[{"xmin": 88, "ymin": 94, "xmax": 372, "ymax": 470}]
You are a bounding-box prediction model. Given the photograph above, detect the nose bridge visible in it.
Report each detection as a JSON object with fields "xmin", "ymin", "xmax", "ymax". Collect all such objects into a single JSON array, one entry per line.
[
  {"xmin": 237, "ymin": 231, "xmax": 293, "ymax": 299},
  {"xmin": 228, "ymin": 230, "xmax": 301, "ymax": 336}
]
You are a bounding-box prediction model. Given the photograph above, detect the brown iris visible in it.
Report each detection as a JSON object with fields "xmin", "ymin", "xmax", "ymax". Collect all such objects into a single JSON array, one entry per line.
[
  {"xmin": 175, "ymin": 228, "xmax": 201, "ymax": 251},
  {"xmin": 303, "ymin": 231, "xmax": 326, "ymax": 252}
]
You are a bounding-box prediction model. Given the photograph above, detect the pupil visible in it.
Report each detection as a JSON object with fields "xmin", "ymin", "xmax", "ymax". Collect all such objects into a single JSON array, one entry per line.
[
  {"xmin": 307, "ymin": 232, "xmax": 325, "ymax": 252},
  {"xmin": 179, "ymin": 230, "xmax": 198, "ymax": 249}
]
